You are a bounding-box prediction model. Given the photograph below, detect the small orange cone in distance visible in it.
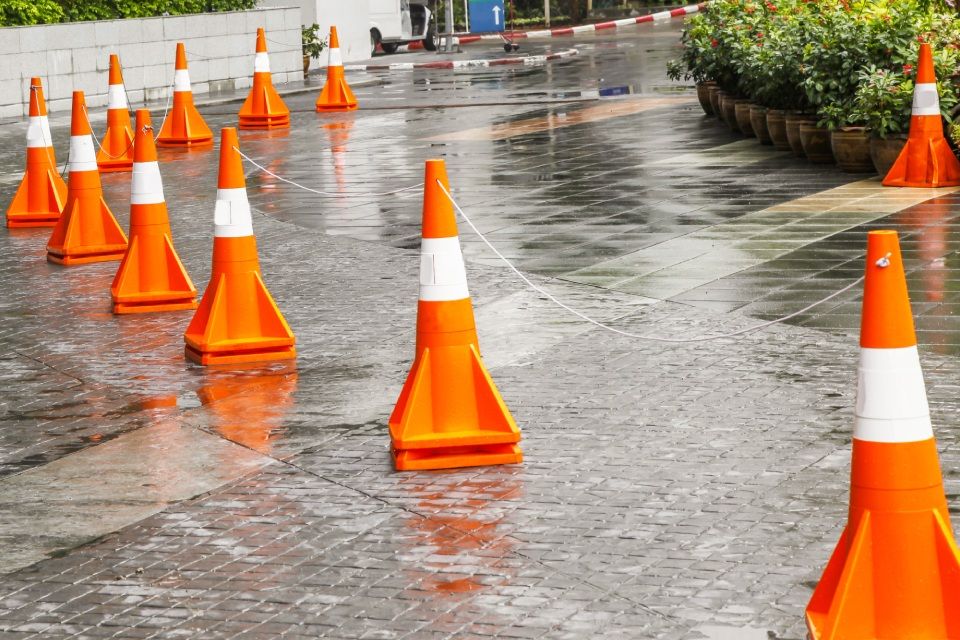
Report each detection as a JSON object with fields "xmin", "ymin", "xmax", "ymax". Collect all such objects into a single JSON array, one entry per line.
[
  {"xmin": 805, "ymin": 230, "xmax": 960, "ymax": 639},
  {"xmin": 315, "ymin": 26, "xmax": 358, "ymax": 113},
  {"xmin": 157, "ymin": 43, "xmax": 213, "ymax": 147},
  {"xmin": 238, "ymin": 28, "xmax": 290, "ymax": 130},
  {"xmin": 111, "ymin": 109, "xmax": 197, "ymax": 314},
  {"xmin": 389, "ymin": 159, "xmax": 522, "ymax": 471},
  {"xmin": 97, "ymin": 55, "xmax": 135, "ymax": 172},
  {"xmin": 5, "ymin": 77, "xmax": 67, "ymax": 228},
  {"xmin": 883, "ymin": 43, "xmax": 960, "ymax": 187},
  {"xmin": 184, "ymin": 127, "xmax": 296, "ymax": 365},
  {"xmin": 46, "ymin": 91, "xmax": 128, "ymax": 266}
]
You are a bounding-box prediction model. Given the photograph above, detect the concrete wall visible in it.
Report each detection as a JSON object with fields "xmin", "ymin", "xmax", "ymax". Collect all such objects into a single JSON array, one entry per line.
[
  {"xmin": 0, "ymin": 7, "xmax": 303, "ymax": 120},
  {"xmin": 260, "ymin": 0, "xmax": 371, "ymax": 62}
]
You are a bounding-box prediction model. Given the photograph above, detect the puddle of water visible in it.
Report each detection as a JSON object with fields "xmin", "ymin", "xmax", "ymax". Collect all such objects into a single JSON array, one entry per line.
[{"xmin": 693, "ymin": 625, "xmax": 772, "ymax": 640}]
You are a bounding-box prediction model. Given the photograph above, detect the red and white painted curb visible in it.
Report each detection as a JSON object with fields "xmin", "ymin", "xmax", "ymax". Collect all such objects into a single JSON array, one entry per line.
[{"xmin": 346, "ymin": 47, "xmax": 579, "ymax": 72}]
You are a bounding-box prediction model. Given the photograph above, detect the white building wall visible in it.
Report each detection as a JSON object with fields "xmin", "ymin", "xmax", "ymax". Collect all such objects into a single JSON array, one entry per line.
[{"xmin": 261, "ymin": 0, "xmax": 371, "ymax": 63}]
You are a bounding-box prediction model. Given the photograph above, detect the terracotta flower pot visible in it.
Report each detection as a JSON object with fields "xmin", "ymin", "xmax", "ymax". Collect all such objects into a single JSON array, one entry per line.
[
  {"xmin": 735, "ymin": 101, "xmax": 755, "ymax": 137},
  {"xmin": 303, "ymin": 54, "xmax": 310, "ymax": 76},
  {"xmin": 830, "ymin": 128, "xmax": 875, "ymax": 173},
  {"xmin": 869, "ymin": 135, "xmax": 908, "ymax": 177},
  {"xmin": 766, "ymin": 109, "xmax": 791, "ymax": 151},
  {"xmin": 799, "ymin": 123, "xmax": 835, "ymax": 164},
  {"xmin": 710, "ymin": 87, "xmax": 725, "ymax": 120},
  {"xmin": 750, "ymin": 105, "xmax": 772, "ymax": 145},
  {"xmin": 786, "ymin": 114, "xmax": 816, "ymax": 158},
  {"xmin": 720, "ymin": 94, "xmax": 739, "ymax": 131},
  {"xmin": 697, "ymin": 82, "xmax": 716, "ymax": 116}
]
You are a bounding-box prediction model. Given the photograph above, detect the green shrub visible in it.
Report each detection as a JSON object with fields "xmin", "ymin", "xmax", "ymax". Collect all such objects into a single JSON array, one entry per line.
[
  {"xmin": 0, "ymin": 0, "xmax": 64, "ymax": 26},
  {"xmin": 1, "ymin": 0, "xmax": 257, "ymax": 26}
]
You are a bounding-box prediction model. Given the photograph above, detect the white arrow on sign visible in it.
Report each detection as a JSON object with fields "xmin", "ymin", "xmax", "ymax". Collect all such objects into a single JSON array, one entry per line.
[{"xmin": 492, "ymin": 4, "xmax": 501, "ymax": 25}]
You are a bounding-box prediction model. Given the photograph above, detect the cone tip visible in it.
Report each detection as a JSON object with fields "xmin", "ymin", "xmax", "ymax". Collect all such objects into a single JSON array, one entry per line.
[
  {"xmin": 175, "ymin": 42, "xmax": 188, "ymax": 69},
  {"xmin": 218, "ymin": 127, "xmax": 245, "ymax": 190},
  {"xmin": 70, "ymin": 91, "xmax": 92, "ymax": 136},
  {"xmin": 861, "ymin": 229, "xmax": 917, "ymax": 349},
  {"xmin": 421, "ymin": 159, "xmax": 458, "ymax": 239},
  {"xmin": 133, "ymin": 109, "xmax": 157, "ymax": 163},
  {"xmin": 256, "ymin": 27, "xmax": 267, "ymax": 51}
]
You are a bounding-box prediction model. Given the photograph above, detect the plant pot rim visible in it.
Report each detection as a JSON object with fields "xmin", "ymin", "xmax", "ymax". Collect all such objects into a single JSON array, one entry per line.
[{"xmin": 836, "ymin": 126, "xmax": 868, "ymax": 133}]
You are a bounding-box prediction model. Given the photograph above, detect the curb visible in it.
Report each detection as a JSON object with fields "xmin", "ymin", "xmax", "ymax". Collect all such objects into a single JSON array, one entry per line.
[{"xmin": 346, "ymin": 47, "xmax": 579, "ymax": 72}]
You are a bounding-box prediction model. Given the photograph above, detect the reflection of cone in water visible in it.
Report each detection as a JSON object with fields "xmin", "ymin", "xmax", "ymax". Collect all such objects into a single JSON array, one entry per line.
[
  {"xmin": 97, "ymin": 55, "xmax": 135, "ymax": 172},
  {"xmin": 184, "ymin": 127, "xmax": 296, "ymax": 365},
  {"xmin": 805, "ymin": 230, "xmax": 960, "ymax": 639},
  {"xmin": 46, "ymin": 91, "xmax": 128, "ymax": 266},
  {"xmin": 196, "ymin": 369, "xmax": 297, "ymax": 453},
  {"xmin": 323, "ymin": 118, "xmax": 354, "ymax": 195},
  {"xmin": 883, "ymin": 43, "xmax": 960, "ymax": 187},
  {"xmin": 111, "ymin": 109, "xmax": 197, "ymax": 314},
  {"xmin": 315, "ymin": 26, "xmax": 358, "ymax": 112},
  {"xmin": 5, "ymin": 77, "xmax": 67, "ymax": 228},
  {"xmin": 238, "ymin": 28, "xmax": 290, "ymax": 130},
  {"xmin": 390, "ymin": 160, "xmax": 522, "ymax": 471},
  {"xmin": 157, "ymin": 43, "xmax": 214, "ymax": 147}
]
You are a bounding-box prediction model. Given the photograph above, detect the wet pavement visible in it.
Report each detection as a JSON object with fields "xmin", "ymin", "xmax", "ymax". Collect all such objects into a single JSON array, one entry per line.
[{"xmin": 1, "ymin": 19, "xmax": 960, "ymax": 639}]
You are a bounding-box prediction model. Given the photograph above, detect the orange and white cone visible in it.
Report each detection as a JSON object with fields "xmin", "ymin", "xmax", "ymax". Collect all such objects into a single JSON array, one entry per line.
[
  {"xmin": 5, "ymin": 77, "xmax": 67, "ymax": 228},
  {"xmin": 389, "ymin": 159, "xmax": 523, "ymax": 471},
  {"xmin": 184, "ymin": 127, "xmax": 296, "ymax": 365},
  {"xmin": 111, "ymin": 109, "xmax": 197, "ymax": 314},
  {"xmin": 97, "ymin": 55, "xmax": 135, "ymax": 172},
  {"xmin": 157, "ymin": 43, "xmax": 213, "ymax": 147},
  {"xmin": 883, "ymin": 43, "xmax": 960, "ymax": 187},
  {"xmin": 805, "ymin": 230, "xmax": 960, "ymax": 638},
  {"xmin": 315, "ymin": 26, "xmax": 357, "ymax": 113},
  {"xmin": 238, "ymin": 28, "xmax": 290, "ymax": 130},
  {"xmin": 46, "ymin": 91, "xmax": 128, "ymax": 266}
]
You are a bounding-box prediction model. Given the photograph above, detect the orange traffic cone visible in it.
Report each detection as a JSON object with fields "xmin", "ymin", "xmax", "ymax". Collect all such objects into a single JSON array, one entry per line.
[
  {"xmin": 805, "ymin": 230, "xmax": 960, "ymax": 639},
  {"xmin": 315, "ymin": 26, "xmax": 357, "ymax": 113},
  {"xmin": 111, "ymin": 109, "xmax": 197, "ymax": 314},
  {"xmin": 97, "ymin": 55, "xmax": 135, "ymax": 172},
  {"xmin": 883, "ymin": 43, "xmax": 960, "ymax": 187},
  {"xmin": 5, "ymin": 77, "xmax": 67, "ymax": 228},
  {"xmin": 389, "ymin": 160, "xmax": 523, "ymax": 471},
  {"xmin": 184, "ymin": 128, "xmax": 296, "ymax": 365},
  {"xmin": 238, "ymin": 28, "xmax": 290, "ymax": 130},
  {"xmin": 157, "ymin": 43, "xmax": 213, "ymax": 147},
  {"xmin": 46, "ymin": 92, "xmax": 128, "ymax": 266}
]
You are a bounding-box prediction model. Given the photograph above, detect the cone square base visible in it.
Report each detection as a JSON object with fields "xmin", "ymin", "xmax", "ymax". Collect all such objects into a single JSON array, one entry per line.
[
  {"xmin": 157, "ymin": 136, "xmax": 214, "ymax": 148},
  {"xmin": 392, "ymin": 443, "xmax": 523, "ymax": 471},
  {"xmin": 239, "ymin": 118, "xmax": 290, "ymax": 131},
  {"xmin": 316, "ymin": 104, "xmax": 358, "ymax": 113},
  {"xmin": 6, "ymin": 214, "xmax": 59, "ymax": 228},
  {"xmin": 47, "ymin": 248, "xmax": 126, "ymax": 266},
  {"xmin": 97, "ymin": 162, "xmax": 133, "ymax": 173},
  {"xmin": 113, "ymin": 298, "xmax": 198, "ymax": 315},
  {"xmin": 185, "ymin": 344, "xmax": 296, "ymax": 366}
]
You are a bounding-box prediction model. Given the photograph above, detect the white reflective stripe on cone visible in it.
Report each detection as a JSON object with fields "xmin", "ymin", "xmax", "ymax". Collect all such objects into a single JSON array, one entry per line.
[
  {"xmin": 130, "ymin": 161, "xmax": 165, "ymax": 205},
  {"xmin": 328, "ymin": 47, "xmax": 343, "ymax": 68},
  {"xmin": 107, "ymin": 84, "xmax": 128, "ymax": 109},
  {"xmin": 26, "ymin": 115, "xmax": 52, "ymax": 148},
  {"xmin": 254, "ymin": 52, "xmax": 270, "ymax": 73},
  {"xmin": 419, "ymin": 236, "xmax": 469, "ymax": 302},
  {"xmin": 913, "ymin": 83, "xmax": 940, "ymax": 116},
  {"xmin": 853, "ymin": 346, "xmax": 934, "ymax": 443},
  {"xmin": 174, "ymin": 69, "xmax": 191, "ymax": 93},
  {"xmin": 213, "ymin": 188, "xmax": 254, "ymax": 238},
  {"xmin": 68, "ymin": 135, "xmax": 98, "ymax": 173}
]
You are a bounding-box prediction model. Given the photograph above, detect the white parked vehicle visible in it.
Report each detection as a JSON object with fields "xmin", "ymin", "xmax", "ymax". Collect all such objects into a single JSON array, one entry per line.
[{"xmin": 369, "ymin": 0, "xmax": 436, "ymax": 54}]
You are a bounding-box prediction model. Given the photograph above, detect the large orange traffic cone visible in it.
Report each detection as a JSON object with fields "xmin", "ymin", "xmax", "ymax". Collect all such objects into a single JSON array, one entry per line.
[
  {"xmin": 805, "ymin": 230, "xmax": 960, "ymax": 639},
  {"xmin": 883, "ymin": 43, "xmax": 960, "ymax": 187},
  {"xmin": 389, "ymin": 160, "xmax": 523, "ymax": 471},
  {"xmin": 46, "ymin": 92, "xmax": 128, "ymax": 266},
  {"xmin": 315, "ymin": 26, "xmax": 357, "ymax": 113},
  {"xmin": 157, "ymin": 43, "xmax": 213, "ymax": 147},
  {"xmin": 238, "ymin": 28, "xmax": 290, "ymax": 130},
  {"xmin": 5, "ymin": 77, "xmax": 67, "ymax": 228},
  {"xmin": 184, "ymin": 128, "xmax": 296, "ymax": 365},
  {"xmin": 97, "ymin": 55, "xmax": 134, "ymax": 172},
  {"xmin": 111, "ymin": 109, "xmax": 197, "ymax": 314}
]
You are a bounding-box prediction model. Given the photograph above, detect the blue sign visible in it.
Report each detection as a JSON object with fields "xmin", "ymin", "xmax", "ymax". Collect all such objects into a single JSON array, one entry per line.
[{"xmin": 469, "ymin": 0, "xmax": 506, "ymax": 33}]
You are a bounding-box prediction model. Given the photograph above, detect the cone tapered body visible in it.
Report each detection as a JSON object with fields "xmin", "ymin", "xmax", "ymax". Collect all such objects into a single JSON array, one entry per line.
[
  {"xmin": 47, "ymin": 92, "xmax": 128, "ymax": 265},
  {"xmin": 805, "ymin": 230, "xmax": 960, "ymax": 639},
  {"xmin": 157, "ymin": 44, "xmax": 213, "ymax": 147},
  {"xmin": 97, "ymin": 55, "xmax": 135, "ymax": 172},
  {"xmin": 111, "ymin": 110, "xmax": 197, "ymax": 314},
  {"xmin": 883, "ymin": 43, "xmax": 960, "ymax": 187},
  {"xmin": 315, "ymin": 26, "xmax": 357, "ymax": 113},
  {"xmin": 238, "ymin": 29, "xmax": 290, "ymax": 130},
  {"xmin": 389, "ymin": 159, "xmax": 522, "ymax": 471},
  {"xmin": 5, "ymin": 77, "xmax": 67, "ymax": 228},
  {"xmin": 184, "ymin": 128, "xmax": 296, "ymax": 365}
]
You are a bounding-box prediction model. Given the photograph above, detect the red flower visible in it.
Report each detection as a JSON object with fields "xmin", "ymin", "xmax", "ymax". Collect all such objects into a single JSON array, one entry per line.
[
  {"xmin": 903, "ymin": 64, "xmax": 914, "ymax": 76},
  {"xmin": 711, "ymin": 38, "xmax": 719, "ymax": 48}
]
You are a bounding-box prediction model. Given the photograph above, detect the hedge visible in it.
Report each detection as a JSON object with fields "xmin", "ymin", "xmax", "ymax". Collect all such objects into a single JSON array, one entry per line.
[{"xmin": 0, "ymin": 0, "xmax": 258, "ymax": 27}]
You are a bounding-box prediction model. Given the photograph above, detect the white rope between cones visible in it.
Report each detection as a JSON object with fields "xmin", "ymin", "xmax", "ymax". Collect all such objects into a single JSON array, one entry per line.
[{"xmin": 436, "ymin": 180, "xmax": 871, "ymax": 344}]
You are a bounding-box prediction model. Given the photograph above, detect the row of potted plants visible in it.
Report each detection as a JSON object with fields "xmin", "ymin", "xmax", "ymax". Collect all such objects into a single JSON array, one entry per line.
[{"xmin": 667, "ymin": 0, "xmax": 960, "ymax": 174}]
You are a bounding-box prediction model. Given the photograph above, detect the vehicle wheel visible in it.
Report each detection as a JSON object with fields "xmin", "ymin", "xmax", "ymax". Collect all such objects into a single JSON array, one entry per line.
[
  {"xmin": 370, "ymin": 29, "xmax": 381, "ymax": 56},
  {"xmin": 423, "ymin": 26, "xmax": 438, "ymax": 51},
  {"xmin": 381, "ymin": 42, "xmax": 399, "ymax": 54},
  {"xmin": 504, "ymin": 43, "xmax": 512, "ymax": 52}
]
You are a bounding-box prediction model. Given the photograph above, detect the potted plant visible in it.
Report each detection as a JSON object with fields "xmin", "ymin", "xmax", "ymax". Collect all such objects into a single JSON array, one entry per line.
[
  {"xmin": 302, "ymin": 23, "xmax": 326, "ymax": 76},
  {"xmin": 853, "ymin": 66, "xmax": 913, "ymax": 175}
]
